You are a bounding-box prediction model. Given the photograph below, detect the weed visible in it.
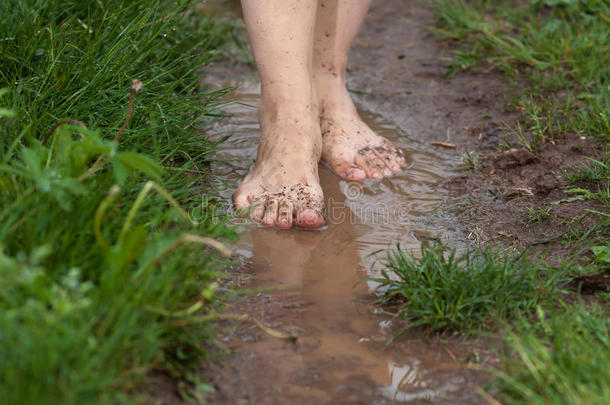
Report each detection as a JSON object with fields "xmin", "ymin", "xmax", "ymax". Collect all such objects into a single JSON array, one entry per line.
[
  {"xmin": 564, "ymin": 150, "xmax": 609, "ymax": 186},
  {"xmin": 373, "ymin": 242, "xmax": 562, "ymax": 334},
  {"xmin": 524, "ymin": 206, "xmax": 551, "ymax": 225},
  {"xmin": 458, "ymin": 150, "xmax": 479, "ymax": 171},
  {"xmin": 504, "ymin": 118, "xmax": 544, "ymax": 154}
]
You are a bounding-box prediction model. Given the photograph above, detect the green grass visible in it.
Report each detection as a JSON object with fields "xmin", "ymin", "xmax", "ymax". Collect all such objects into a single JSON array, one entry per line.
[
  {"xmin": 495, "ymin": 304, "xmax": 610, "ymax": 404},
  {"xmin": 432, "ymin": 0, "xmax": 610, "ymax": 266},
  {"xmin": 565, "ymin": 157, "xmax": 610, "ymax": 185},
  {"xmin": 458, "ymin": 150, "xmax": 479, "ymax": 171},
  {"xmin": 525, "ymin": 206, "xmax": 552, "ymax": 225},
  {"xmin": 0, "ymin": 1, "xmax": 237, "ymax": 403},
  {"xmin": 373, "ymin": 242, "xmax": 563, "ymax": 334},
  {"xmin": 391, "ymin": 1, "xmax": 610, "ymax": 401},
  {"xmin": 564, "ymin": 147, "xmax": 610, "ymax": 207},
  {"xmin": 375, "ymin": 241, "xmax": 609, "ymax": 402},
  {"xmin": 431, "ymin": 0, "xmax": 609, "ymax": 148}
]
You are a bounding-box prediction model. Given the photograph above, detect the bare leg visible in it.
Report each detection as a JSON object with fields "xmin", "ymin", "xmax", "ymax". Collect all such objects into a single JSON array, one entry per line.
[
  {"xmin": 233, "ymin": 0, "xmax": 325, "ymax": 229},
  {"xmin": 313, "ymin": 0, "xmax": 405, "ymax": 180}
]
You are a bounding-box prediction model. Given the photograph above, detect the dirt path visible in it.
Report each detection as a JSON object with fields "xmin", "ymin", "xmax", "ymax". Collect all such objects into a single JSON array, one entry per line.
[{"xmin": 152, "ymin": 1, "xmax": 522, "ymax": 404}]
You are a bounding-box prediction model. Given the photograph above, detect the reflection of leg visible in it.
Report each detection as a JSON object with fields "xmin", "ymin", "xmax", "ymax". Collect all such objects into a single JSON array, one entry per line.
[
  {"xmin": 313, "ymin": 0, "xmax": 405, "ymax": 180},
  {"xmin": 249, "ymin": 228, "xmax": 318, "ymax": 286},
  {"xmin": 233, "ymin": 0, "xmax": 325, "ymax": 229}
]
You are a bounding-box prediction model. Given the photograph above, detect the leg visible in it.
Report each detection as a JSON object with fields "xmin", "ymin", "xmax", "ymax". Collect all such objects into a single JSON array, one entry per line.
[
  {"xmin": 233, "ymin": 0, "xmax": 325, "ymax": 229},
  {"xmin": 313, "ymin": 0, "xmax": 405, "ymax": 180}
]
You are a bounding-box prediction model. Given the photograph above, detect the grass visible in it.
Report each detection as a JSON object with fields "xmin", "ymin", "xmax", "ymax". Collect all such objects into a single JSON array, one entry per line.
[
  {"xmin": 564, "ymin": 155, "xmax": 610, "ymax": 185},
  {"xmin": 373, "ymin": 242, "xmax": 562, "ymax": 334},
  {"xmin": 0, "ymin": 1, "xmax": 237, "ymax": 403},
  {"xmin": 431, "ymin": 0, "xmax": 609, "ymax": 148},
  {"xmin": 525, "ymin": 206, "xmax": 551, "ymax": 225},
  {"xmin": 431, "ymin": 0, "xmax": 610, "ymax": 267},
  {"xmin": 458, "ymin": 150, "xmax": 479, "ymax": 171},
  {"xmin": 375, "ymin": 241, "xmax": 609, "ymax": 402},
  {"xmin": 378, "ymin": 2, "xmax": 610, "ymax": 401},
  {"xmin": 564, "ymin": 147, "xmax": 610, "ymax": 209},
  {"xmin": 429, "ymin": 0, "xmax": 610, "ymax": 293},
  {"xmin": 495, "ymin": 304, "xmax": 610, "ymax": 404}
]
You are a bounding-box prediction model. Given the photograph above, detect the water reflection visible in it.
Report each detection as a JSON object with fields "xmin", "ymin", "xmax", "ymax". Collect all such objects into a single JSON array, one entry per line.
[{"xmin": 207, "ymin": 73, "xmax": 473, "ymax": 402}]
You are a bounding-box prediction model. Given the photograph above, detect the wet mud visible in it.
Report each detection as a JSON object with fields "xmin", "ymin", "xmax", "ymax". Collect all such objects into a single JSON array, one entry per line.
[
  {"xmin": 151, "ymin": 0, "xmax": 606, "ymax": 403},
  {"xmin": 195, "ymin": 74, "xmax": 489, "ymax": 404},
  {"xmin": 191, "ymin": 1, "xmax": 504, "ymax": 403}
]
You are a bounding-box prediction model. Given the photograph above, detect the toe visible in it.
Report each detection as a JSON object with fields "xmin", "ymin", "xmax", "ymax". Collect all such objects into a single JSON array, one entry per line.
[
  {"xmin": 249, "ymin": 195, "xmax": 267, "ymax": 223},
  {"xmin": 363, "ymin": 150, "xmax": 384, "ymax": 179},
  {"xmin": 276, "ymin": 199, "xmax": 294, "ymax": 229},
  {"xmin": 373, "ymin": 151, "xmax": 394, "ymax": 176},
  {"xmin": 296, "ymin": 208, "xmax": 325, "ymax": 228},
  {"xmin": 262, "ymin": 198, "xmax": 279, "ymax": 227},
  {"xmin": 371, "ymin": 158, "xmax": 390, "ymax": 177},
  {"xmin": 395, "ymin": 148, "xmax": 407, "ymax": 166},
  {"xmin": 384, "ymin": 156, "xmax": 401, "ymax": 172},
  {"xmin": 355, "ymin": 153, "xmax": 379, "ymax": 179},
  {"xmin": 295, "ymin": 198, "xmax": 325, "ymax": 229},
  {"xmin": 354, "ymin": 153, "xmax": 373, "ymax": 178},
  {"xmin": 374, "ymin": 149, "xmax": 399, "ymax": 175},
  {"xmin": 382, "ymin": 141, "xmax": 406, "ymax": 166},
  {"xmin": 344, "ymin": 166, "xmax": 367, "ymax": 181},
  {"xmin": 387, "ymin": 157, "xmax": 402, "ymax": 172},
  {"xmin": 232, "ymin": 186, "xmax": 250, "ymax": 213}
]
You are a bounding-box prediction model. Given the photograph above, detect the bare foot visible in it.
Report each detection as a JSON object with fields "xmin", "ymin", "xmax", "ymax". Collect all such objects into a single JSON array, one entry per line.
[
  {"xmin": 232, "ymin": 104, "xmax": 325, "ymax": 229},
  {"xmin": 316, "ymin": 83, "xmax": 406, "ymax": 181}
]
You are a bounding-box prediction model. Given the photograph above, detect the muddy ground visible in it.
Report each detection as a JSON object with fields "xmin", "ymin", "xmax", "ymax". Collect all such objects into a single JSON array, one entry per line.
[{"xmin": 148, "ymin": 0, "xmax": 606, "ymax": 403}]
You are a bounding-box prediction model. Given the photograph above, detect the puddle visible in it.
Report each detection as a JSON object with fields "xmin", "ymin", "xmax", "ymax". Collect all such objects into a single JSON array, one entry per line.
[{"xmin": 202, "ymin": 70, "xmax": 483, "ymax": 404}]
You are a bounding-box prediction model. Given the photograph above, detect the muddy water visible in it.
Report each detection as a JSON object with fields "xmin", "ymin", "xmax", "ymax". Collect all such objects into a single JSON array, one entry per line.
[{"xmin": 204, "ymin": 71, "xmax": 483, "ymax": 404}]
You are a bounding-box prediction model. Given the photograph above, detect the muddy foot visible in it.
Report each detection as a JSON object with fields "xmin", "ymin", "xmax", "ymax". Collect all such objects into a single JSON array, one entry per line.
[
  {"xmin": 320, "ymin": 110, "xmax": 406, "ymax": 180},
  {"xmin": 234, "ymin": 180, "xmax": 325, "ymax": 229},
  {"xmin": 232, "ymin": 108, "xmax": 325, "ymax": 229}
]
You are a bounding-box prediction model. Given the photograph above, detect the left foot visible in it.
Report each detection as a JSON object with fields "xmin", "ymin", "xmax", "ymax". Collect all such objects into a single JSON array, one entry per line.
[{"xmin": 316, "ymin": 82, "xmax": 406, "ymax": 180}]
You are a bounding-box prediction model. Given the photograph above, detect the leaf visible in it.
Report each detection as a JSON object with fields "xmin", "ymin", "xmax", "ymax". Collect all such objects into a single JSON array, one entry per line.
[
  {"xmin": 591, "ymin": 246, "xmax": 610, "ymax": 265},
  {"xmin": 0, "ymin": 88, "xmax": 13, "ymax": 118},
  {"xmin": 0, "ymin": 108, "xmax": 16, "ymax": 118},
  {"xmin": 111, "ymin": 158, "xmax": 129, "ymax": 186},
  {"xmin": 20, "ymin": 143, "xmax": 45, "ymax": 179},
  {"xmin": 541, "ymin": 18, "xmax": 562, "ymax": 34},
  {"xmin": 114, "ymin": 151, "xmax": 164, "ymax": 181},
  {"xmin": 108, "ymin": 225, "xmax": 148, "ymax": 271}
]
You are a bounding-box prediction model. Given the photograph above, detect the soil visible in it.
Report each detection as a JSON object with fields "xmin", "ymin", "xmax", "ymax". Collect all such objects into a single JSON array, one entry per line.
[
  {"xmin": 148, "ymin": 0, "xmax": 608, "ymax": 403},
  {"xmin": 198, "ymin": 267, "xmax": 492, "ymax": 405}
]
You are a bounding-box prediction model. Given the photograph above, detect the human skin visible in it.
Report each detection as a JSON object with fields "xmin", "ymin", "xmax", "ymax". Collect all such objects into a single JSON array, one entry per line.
[{"xmin": 233, "ymin": 0, "xmax": 405, "ymax": 229}]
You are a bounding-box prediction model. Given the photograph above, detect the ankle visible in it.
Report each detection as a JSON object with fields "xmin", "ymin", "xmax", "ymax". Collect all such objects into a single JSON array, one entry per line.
[
  {"xmin": 256, "ymin": 96, "xmax": 323, "ymax": 160},
  {"xmin": 259, "ymin": 91, "xmax": 318, "ymax": 122},
  {"xmin": 313, "ymin": 76, "xmax": 355, "ymax": 115},
  {"xmin": 317, "ymin": 88, "xmax": 356, "ymax": 118}
]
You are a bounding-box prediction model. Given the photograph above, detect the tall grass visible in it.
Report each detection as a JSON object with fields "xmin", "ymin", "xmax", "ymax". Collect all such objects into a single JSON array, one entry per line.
[
  {"xmin": 0, "ymin": 1, "xmax": 237, "ymax": 403},
  {"xmin": 495, "ymin": 305, "xmax": 610, "ymax": 404}
]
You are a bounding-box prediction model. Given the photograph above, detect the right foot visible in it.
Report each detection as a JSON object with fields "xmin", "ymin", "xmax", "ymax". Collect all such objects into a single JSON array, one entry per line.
[
  {"xmin": 232, "ymin": 105, "xmax": 325, "ymax": 229},
  {"xmin": 315, "ymin": 80, "xmax": 406, "ymax": 181}
]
